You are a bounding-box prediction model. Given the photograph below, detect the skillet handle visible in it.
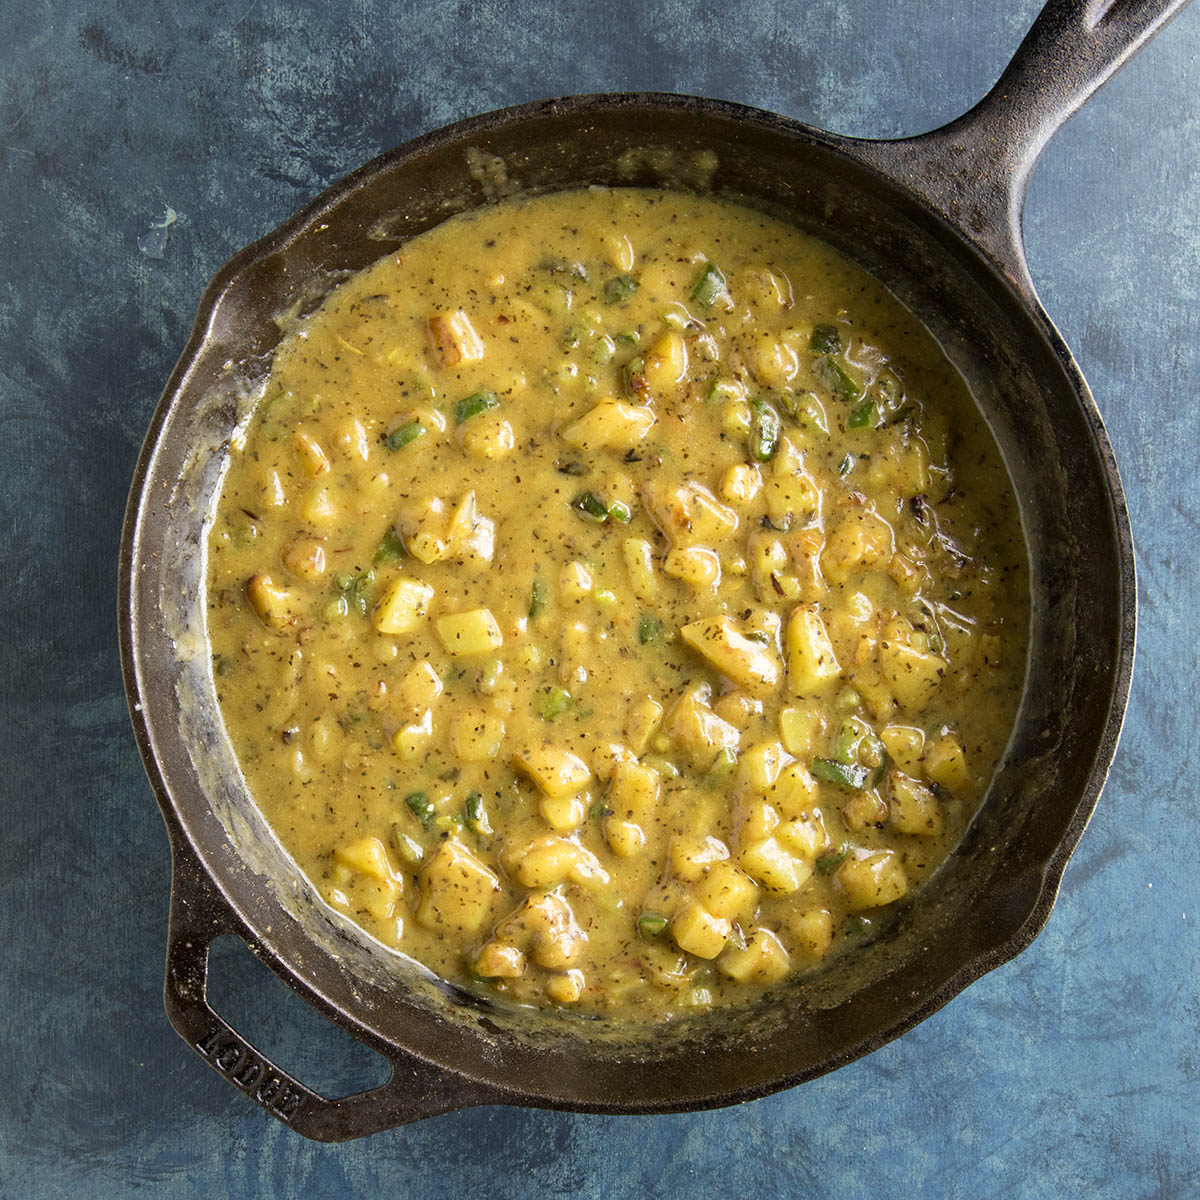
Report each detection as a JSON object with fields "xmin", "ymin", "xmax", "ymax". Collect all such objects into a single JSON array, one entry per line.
[
  {"xmin": 852, "ymin": 0, "xmax": 1192, "ymax": 288},
  {"xmin": 163, "ymin": 836, "xmax": 498, "ymax": 1141}
]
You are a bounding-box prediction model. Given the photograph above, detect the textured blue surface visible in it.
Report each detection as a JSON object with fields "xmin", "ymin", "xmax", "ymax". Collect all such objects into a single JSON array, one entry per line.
[{"xmin": 1, "ymin": 0, "xmax": 1197, "ymax": 1194}]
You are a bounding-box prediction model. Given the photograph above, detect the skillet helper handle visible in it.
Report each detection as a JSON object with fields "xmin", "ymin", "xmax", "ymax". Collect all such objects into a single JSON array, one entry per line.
[
  {"xmin": 163, "ymin": 839, "xmax": 496, "ymax": 1141},
  {"xmin": 854, "ymin": 0, "xmax": 1193, "ymax": 287}
]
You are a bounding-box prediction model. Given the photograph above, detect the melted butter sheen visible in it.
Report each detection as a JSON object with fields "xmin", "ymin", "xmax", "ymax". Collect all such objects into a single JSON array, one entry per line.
[{"xmin": 207, "ymin": 189, "xmax": 1029, "ymax": 1019}]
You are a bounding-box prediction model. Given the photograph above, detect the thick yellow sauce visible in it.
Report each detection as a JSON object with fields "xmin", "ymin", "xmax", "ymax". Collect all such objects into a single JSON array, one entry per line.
[{"xmin": 206, "ymin": 188, "xmax": 1028, "ymax": 1018}]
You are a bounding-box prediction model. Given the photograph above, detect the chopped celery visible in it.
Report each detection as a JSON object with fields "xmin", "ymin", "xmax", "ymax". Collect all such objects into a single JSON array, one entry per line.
[
  {"xmin": 604, "ymin": 275, "xmax": 638, "ymax": 304},
  {"xmin": 623, "ymin": 355, "xmax": 648, "ymax": 400},
  {"xmin": 464, "ymin": 791, "xmax": 493, "ymax": 836},
  {"xmin": 405, "ymin": 792, "xmax": 435, "ymax": 827},
  {"xmin": 373, "ymin": 528, "xmax": 406, "ymax": 565},
  {"xmin": 748, "ymin": 397, "xmax": 781, "ymax": 461},
  {"xmin": 811, "ymin": 757, "xmax": 872, "ymax": 790},
  {"xmin": 540, "ymin": 686, "xmax": 572, "ymax": 720},
  {"xmin": 708, "ymin": 377, "xmax": 742, "ymax": 404},
  {"xmin": 809, "ymin": 323, "xmax": 841, "ymax": 354},
  {"xmin": 814, "ymin": 355, "xmax": 862, "ymax": 404},
  {"xmin": 572, "ymin": 491, "xmax": 609, "ymax": 522},
  {"xmin": 816, "ymin": 842, "xmax": 851, "ymax": 873},
  {"xmin": 638, "ymin": 616, "xmax": 661, "ymax": 644},
  {"xmin": 848, "ymin": 399, "xmax": 875, "ymax": 429},
  {"xmin": 637, "ymin": 914, "xmax": 668, "ymax": 940},
  {"xmin": 385, "ymin": 420, "xmax": 424, "ymax": 450},
  {"xmin": 454, "ymin": 389, "xmax": 500, "ymax": 424},
  {"xmin": 690, "ymin": 262, "xmax": 728, "ymax": 309},
  {"xmin": 529, "ymin": 578, "xmax": 549, "ymax": 617}
]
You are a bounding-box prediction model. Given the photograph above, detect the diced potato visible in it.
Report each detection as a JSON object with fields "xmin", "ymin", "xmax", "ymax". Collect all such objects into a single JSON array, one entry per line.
[
  {"xmin": 767, "ymin": 762, "xmax": 819, "ymax": 820},
  {"xmin": 712, "ymin": 690, "xmax": 763, "ymax": 729},
  {"xmin": 787, "ymin": 907, "xmax": 834, "ymax": 964},
  {"xmin": 747, "ymin": 331, "xmax": 799, "ymax": 389},
  {"xmin": 504, "ymin": 835, "xmax": 610, "ymax": 889},
  {"xmin": 503, "ymin": 835, "xmax": 576, "ymax": 886},
  {"xmin": 292, "ymin": 430, "xmax": 330, "ymax": 476},
  {"xmin": 461, "ymin": 413, "xmax": 516, "ymax": 460},
  {"xmin": 738, "ymin": 837, "xmax": 813, "ymax": 893},
  {"xmin": 739, "ymin": 267, "xmax": 793, "ymax": 314},
  {"xmin": 445, "ymin": 491, "xmax": 495, "ymax": 568},
  {"xmin": 738, "ymin": 740, "xmax": 792, "ymax": 793},
  {"xmin": 695, "ymin": 861, "xmax": 759, "ymax": 921},
  {"xmin": 643, "ymin": 478, "xmax": 739, "ymax": 547},
  {"xmin": 643, "ymin": 330, "xmax": 688, "ymax": 394},
  {"xmin": 300, "ymin": 486, "xmax": 336, "ymax": 525},
  {"xmin": 625, "ymin": 696, "xmax": 664, "ymax": 755},
  {"xmin": 523, "ymin": 893, "xmax": 587, "ymax": 969},
  {"xmin": 718, "ymin": 928, "xmax": 790, "ymax": 984},
  {"xmin": 397, "ymin": 660, "xmax": 443, "ymax": 709},
  {"xmin": 559, "ymin": 559, "xmax": 593, "ymax": 603},
  {"xmin": 669, "ymin": 834, "xmax": 730, "ymax": 883},
  {"xmin": 416, "ymin": 839, "xmax": 501, "ymax": 934},
  {"xmin": 842, "ymin": 790, "xmax": 889, "ymax": 831},
  {"xmin": 623, "ymin": 537, "xmax": 658, "ymax": 602},
  {"xmin": 604, "ymin": 817, "xmax": 646, "ymax": 857},
  {"xmin": 879, "ymin": 638, "xmax": 945, "ymax": 710},
  {"xmin": 400, "ymin": 496, "xmax": 451, "ymax": 564},
  {"xmin": 334, "ymin": 416, "xmax": 370, "ymax": 462},
  {"xmin": 889, "ymin": 771, "xmax": 944, "ymax": 836},
  {"xmin": 680, "ymin": 615, "xmax": 781, "ymax": 694},
  {"xmin": 245, "ymin": 574, "xmax": 294, "ymax": 632},
  {"xmin": 392, "ymin": 708, "xmax": 433, "ymax": 760},
  {"xmin": 540, "ymin": 792, "xmax": 586, "ymax": 831},
  {"xmin": 723, "ymin": 397, "xmax": 752, "ymax": 435},
  {"xmin": 427, "ymin": 309, "xmax": 485, "ymax": 366},
  {"xmin": 373, "ymin": 577, "xmax": 435, "ymax": 635},
  {"xmin": 664, "ymin": 546, "xmax": 722, "ymax": 588},
  {"xmin": 721, "ymin": 462, "xmax": 762, "ymax": 506},
  {"xmin": 334, "ymin": 836, "xmax": 395, "ymax": 881},
  {"xmin": 546, "ymin": 969, "xmax": 585, "ymax": 1003},
  {"xmin": 474, "ymin": 942, "xmax": 527, "ymax": 978},
  {"xmin": 821, "ymin": 510, "xmax": 894, "ymax": 585},
  {"xmin": 776, "ymin": 812, "xmax": 828, "ymax": 859},
  {"xmin": 560, "ymin": 400, "xmax": 656, "ymax": 451},
  {"xmin": 513, "ymin": 744, "xmax": 592, "ymax": 796},
  {"xmin": 281, "ymin": 538, "xmax": 326, "ymax": 581},
  {"xmin": 888, "ymin": 551, "xmax": 924, "ymax": 595},
  {"xmin": 590, "ymin": 740, "xmax": 636, "ymax": 782},
  {"xmin": 606, "ymin": 759, "xmax": 661, "ymax": 826},
  {"xmin": 670, "ymin": 900, "xmax": 730, "ymax": 959},
  {"xmin": 262, "ymin": 467, "xmax": 288, "ymax": 509},
  {"xmin": 764, "ymin": 470, "xmax": 819, "ymax": 529},
  {"xmin": 666, "ymin": 684, "xmax": 741, "ymax": 765},
  {"xmin": 559, "ymin": 620, "xmax": 591, "ymax": 687},
  {"xmin": 735, "ymin": 799, "xmax": 780, "ymax": 844},
  {"xmin": 307, "ymin": 716, "xmax": 341, "ymax": 760},
  {"xmin": 786, "ymin": 605, "xmax": 842, "ymax": 694},
  {"xmin": 785, "ymin": 526, "xmax": 827, "ymax": 600},
  {"xmin": 779, "ymin": 704, "xmax": 824, "ymax": 756},
  {"xmin": 450, "ymin": 708, "xmax": 506, "ymax": 762},
  {"xmin": 606, "ymin": 233, "xmax": 635, "ymax": 272},
  {"xmin": 925, "ymin": 733, "xmax": 970, "ymax": 790},
  {"xmin": 881, "ymin": 724, "xmax": 926, "ymax": 774},
  {"xmin": 436, "ymin": 608, "xmax": 504, "ymax": 656},
  {"xmin": 836, "ymin": 848, "xmax": 908, "ymax": 910}
]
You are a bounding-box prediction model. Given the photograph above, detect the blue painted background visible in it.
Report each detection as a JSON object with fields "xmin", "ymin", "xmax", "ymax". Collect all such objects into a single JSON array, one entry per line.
[{"xmin": 1, "ymin": 0, "xmax": 1196, "ymax": 1194}]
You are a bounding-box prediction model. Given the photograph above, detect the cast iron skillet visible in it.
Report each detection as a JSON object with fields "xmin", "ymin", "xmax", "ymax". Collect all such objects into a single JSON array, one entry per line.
[{"xmin": 120, "ymin": 0, "xmax": 1188, "ymax": 1141}]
